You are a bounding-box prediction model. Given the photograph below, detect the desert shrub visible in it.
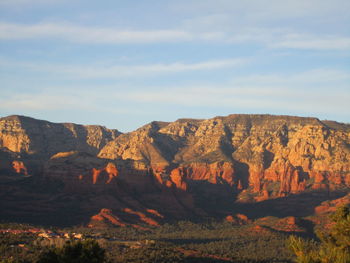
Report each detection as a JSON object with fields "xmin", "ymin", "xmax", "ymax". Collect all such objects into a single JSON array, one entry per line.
[
  {"xmin": 288, "ymin": 205, "xmax": 350, "ymax": 263},
  {"xmin": 37, "ymin": 239, "xmax": 107, "ymax": 263}
]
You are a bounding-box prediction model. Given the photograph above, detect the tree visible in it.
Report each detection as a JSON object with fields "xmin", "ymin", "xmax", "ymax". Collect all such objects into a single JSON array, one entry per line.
[
  {"xmin": 37, "ymin": 239, "xmax": 107, "ymax": 263},
  {"xmin": 288, "ymin": 205, "xmax": 350, "ymax": 263}
]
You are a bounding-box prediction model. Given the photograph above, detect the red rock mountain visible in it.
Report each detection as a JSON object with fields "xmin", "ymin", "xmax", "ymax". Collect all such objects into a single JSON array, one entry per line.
[{"xmin": 0, "ymin": 114, "xmax": 349, "ymax": 226}]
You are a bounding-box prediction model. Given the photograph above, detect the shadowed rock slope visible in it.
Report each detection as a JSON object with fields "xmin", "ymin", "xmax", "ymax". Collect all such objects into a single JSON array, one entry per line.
[
  {"xmin": 99, "ymin": 114, "xmax": 350, "ymax": 198},
  {"xmin": 0, "ymin": 114, "xmax": 349, "ymax": 226},
  {"xmin": 0, "ymin": 115, "xmax": 120, "ymax": 157}
]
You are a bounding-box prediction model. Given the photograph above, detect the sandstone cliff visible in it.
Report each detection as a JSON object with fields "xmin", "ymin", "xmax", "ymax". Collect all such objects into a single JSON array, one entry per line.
[
  {"xmin": 98, "ymin": 114, "xmax": 350, "ymax": 200},
  {"xmin": 0, "ymin": 114, "xmax": 349, "ymax": 226},
  {"xmin": 0, "ymin": 115, "xmax": 120, "ymax": 157}
]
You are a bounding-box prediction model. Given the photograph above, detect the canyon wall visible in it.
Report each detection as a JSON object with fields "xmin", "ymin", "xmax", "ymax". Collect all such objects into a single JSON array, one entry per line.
[{"xmin": 0, "ymin": 114, "xmax": 349, "ymax": 225}]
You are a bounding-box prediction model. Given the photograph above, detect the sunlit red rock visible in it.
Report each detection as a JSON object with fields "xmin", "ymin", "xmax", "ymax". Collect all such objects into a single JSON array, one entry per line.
[
  {"xmin": 146, "ymin": 209, "xmax": 164, "ymax": 218},
  {"xmin": 123, "ymin": 208, "xmax": 159, "ymax": 226},
  {"xmin": 315, "ymin": 193, "xmax": 350, "ymax": 214},
  {"xmin": 12, "ymin": 161, "xmax": 28, "ymax": 176},
  {"xmin": 255, "ymin": 216, "xmax": 306, "ymax": 233},
  {"xmin": 89, "ymin": 208, "xmax": 126, "ymax": 227},
  {"xmin": 90, "ymin": 162, "xmax": 119, "ymax": 184},
  {"xmin": 225, "ymin": 213, "xmax": 250, "ymax": 224},
  {"xmin": 169, "ymin": 168, "xmax": 187, "ymax": 190},
  {"xmin": 1, "ymin": 114, "xmax": 350, "ymax": 226}
]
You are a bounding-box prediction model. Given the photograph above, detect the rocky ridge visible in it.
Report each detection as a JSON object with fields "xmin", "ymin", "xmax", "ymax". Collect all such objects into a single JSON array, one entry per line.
[
  {"xmin": 98, "ymin": 114, "xmax": 350, "ymax": 199},
  {"xmin": 0, "ymin": 115, "xmax": 120, "ymax": 157},
  {"xmin": 0, "ymin": 114, "xmax": 349, "ymax": 226}
]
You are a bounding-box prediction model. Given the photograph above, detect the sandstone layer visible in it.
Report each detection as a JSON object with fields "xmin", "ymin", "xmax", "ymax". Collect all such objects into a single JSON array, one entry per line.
[
  {"xmin": 0, "ymin": 114, "xmax": 349, "ymax": 226},
  {"xmin": 0, "ymin": 115, "xmax": 120, "ymax": 157},
  {"xmin": 98, "ymin": 114, "xmax": 350, "ymax": 200}
]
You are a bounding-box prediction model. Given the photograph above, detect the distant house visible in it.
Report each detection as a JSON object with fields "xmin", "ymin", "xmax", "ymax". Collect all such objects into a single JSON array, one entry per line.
[
  {"xmin": 38, "ymin": 232, "xmax": 50, "ymax": 238},
  {"xmin": 73, "ymin": 233, "xmax": 83, "ymax": 239},
  {"xmin": 38, "ymin": 232, "xmax": 60, "ymax": 238}
]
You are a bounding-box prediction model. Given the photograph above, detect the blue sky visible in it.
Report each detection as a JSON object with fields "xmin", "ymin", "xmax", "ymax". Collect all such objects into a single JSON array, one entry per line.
[{"xmin": 0, "ymin": 0, "xmax": 349, "ymax": 132}]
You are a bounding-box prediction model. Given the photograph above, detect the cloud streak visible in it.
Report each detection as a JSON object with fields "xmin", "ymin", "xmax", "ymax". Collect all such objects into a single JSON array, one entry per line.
[
  {"xmin": 124, "ymin": 85, "xmax": 350, "ymax": 112},
  {"xmin": 119, "ymin": 68, "xmax": 350, "ymax": 115},
  {"xmin": 0, "ymin": 57, "xmax": 248, "ymax": 78},
  {"xmin": 270, "ymin": 34, "xmax": 350, "ymax": 50},
  {"xmin": 0, "ymin": 0, "xmax": 61, "ymax": 5},
  {"xmin": 1, "ymin": 69, "xmax": 348, "ymax": 118},
  {"xmin": 1, "ymin": 22, "xmax": 349, "ymax": 51},
  {"xmin": 0, "ymin": 22, "xmax": 194, "ymax": 44}
]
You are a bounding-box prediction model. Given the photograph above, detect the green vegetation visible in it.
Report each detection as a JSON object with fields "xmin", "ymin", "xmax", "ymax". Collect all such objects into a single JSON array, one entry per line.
[
  {"xmin": 0, "ymin": 232, "xmax": 39, "ymax": 263},
  {"xmin": 113, "ymin": 242, "xmax": 185, "ymax": 263},
  {"xmin": 37, "ymin": 239, "xmax": 107, "ymax": 263},
  {"xmin": 0, "ymin": 221, "xmax": 294, "ymax": 263},
  {"xmin": 14, "ymin": 212, "xmax": 350, "ymax": 263},
  {"xmin": 236, "ymin": 189, "xmax": 258, "ymax": 202},
  {"xmin": 288, "ymin": 205, "xmax": 350, "ymax": 263},
  {"xmin": 266, "ymin": 181, "xmax": 281, "ymax": 195}
]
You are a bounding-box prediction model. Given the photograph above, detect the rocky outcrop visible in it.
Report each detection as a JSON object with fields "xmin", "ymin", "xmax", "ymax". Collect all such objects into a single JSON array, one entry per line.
[
  {"xmin": 225, "ymin": 213, "xmax": 251, "ymax": 224},
  {"xmin": 11, "ymin": 161, "xmax": 28, "ymax": 176},
  {"xmin": 0, "ymin": 114, "xmax": 349, "ymax": 226},
  {"xmin": 255, "ymin": 216, "xmax": 306, "ymax": 233},
  {"xmin": 122, "ymin": 208, "xmax": 160, "ymax": 226},
  {"xmin": 89, "ymin": 208, "xmax": 126, "ymax": 228},
  {"xmin": 314, "ymin": 193, "xmax": 350, "ymax": 214},
  {"xmin": 98, "ymin": 114, "xmax": 350, "ymax": 199},
  {"xmin": 2, "ymin": 114, "xmax": 349, "ymax": 198},
  {"xmin": 44, "ymin": 151, "xmax": 122, "ymax": 188},
  {"xmin": 307, "ymin": 193, "xmax": 350, "ymax": 230},
  {"xmin": 88, "ymin": 208, "xmax": 163, "ymax": 229},
  {"xmin": 0, "ymin": 115, "xmax": 120, "ymax": 158}
]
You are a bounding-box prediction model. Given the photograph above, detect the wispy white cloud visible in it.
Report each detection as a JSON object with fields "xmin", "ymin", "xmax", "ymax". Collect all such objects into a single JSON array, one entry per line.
[
  {"xmin": 224, "ymin": 29, "xmax": 350, "ymax": 50},
  {"xmin": 119, "ymin": 68, "xmax": 350, "ymax": 114},
  {"xmin": 1, "ymin": 21, "xmax": 349, "ymax": 51},
  {"xmin": 0, "ymin": 22, "xmax": 194, "ymax": 44},
  {"xmin": 271, "ymin": 34, "xmax": 350, "ymax": 50},
  {"xmin": 0, "ymin": 0, "xmax": 349, "ymax": 130},
  {"xmin": 3, "ymin": 68, "xmax": 348, "ymax": 114},
  {"xmin": 0, "ymin": 0, "xmax": 61, "ymax": 5},
  {"xmin": 230, "ymin": 69, "xmax": 350, "ymax": 86},
  {"xmin": 0, "ymin": 93, "xmax": 77, "ymax": 111},
  {"xmin": 174, "ymin": 0, "xmax": 350, "ymax": 27},
  {"xmin": 0, "ymin": 68, "xmax": 349, "ymax": 130},
  {"xmin": 178, "ymin": 0, "xmax": 350, "ymax": 50},
  {"xmin": 123, "ymin": 85, "xmax": 349, "ymax": 111},
  {"xmin": 0, "ymin": 57, "xmax": 248, "ymax": 78},
  {"xmin": 0, "ymin": 88, "xmax": 148, "ymax": 116}
]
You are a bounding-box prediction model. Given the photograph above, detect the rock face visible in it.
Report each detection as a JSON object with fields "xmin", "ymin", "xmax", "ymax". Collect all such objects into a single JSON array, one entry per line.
[
  {"xmin": 225, "ymin": 213, "xmax": 251, "ymax": 225},
  {"xmin": 255, "ymin": 216, "xmax": 306, "ymax": 233},
  {"xmin": 0, "ymin": 114, "xmax": 349, "ymax": 226},
  {"xmin": 315, "ymin": 193, "xmax": 350, "ymax": 215},
  {"xmin": 0, "ymin": 115, "xmax": 120, "ymax": 157},
  {"xmin": 98, "ymin": 114, "xmax": 350, "ymax": 199},
  {"xmin": 88, "ymin": 208, "xmax": 162, "ymax": 229}
]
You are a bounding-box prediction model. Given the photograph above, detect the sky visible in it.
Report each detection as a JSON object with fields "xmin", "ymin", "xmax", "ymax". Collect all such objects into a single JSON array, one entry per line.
[{"xmin": 0, "ymin": 0, "xmax": 349, "ymax": 132}]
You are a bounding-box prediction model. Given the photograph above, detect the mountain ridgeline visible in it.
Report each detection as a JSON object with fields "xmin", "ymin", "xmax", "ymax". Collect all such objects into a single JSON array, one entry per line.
[{"xmin": 0, "ymin": 114, "xmax": 349, "ymax": 227}]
